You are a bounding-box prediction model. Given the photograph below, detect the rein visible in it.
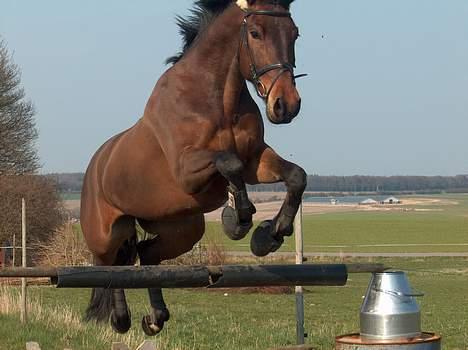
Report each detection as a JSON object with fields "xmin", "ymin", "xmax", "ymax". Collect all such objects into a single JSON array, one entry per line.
[{"xmin": 239, "ymin": 9, "xmax": 307, "ymax": 100}]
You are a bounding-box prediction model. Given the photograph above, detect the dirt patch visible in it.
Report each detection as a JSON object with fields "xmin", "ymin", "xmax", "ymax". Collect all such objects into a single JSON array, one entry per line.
[
  {"xmin": 205, "ymin": 201, "xmax": 359, "ymax": 221},
  {"xmin": 439, "ymin": 268, "xmax": 468, "ymax": 275},
  {"xmin": 65, "ymin": 194, "xmax": 460, "ymax": 223},
  {"xmin": 402, "ymin": 197, "xmax": 458, "ymax": 206}
]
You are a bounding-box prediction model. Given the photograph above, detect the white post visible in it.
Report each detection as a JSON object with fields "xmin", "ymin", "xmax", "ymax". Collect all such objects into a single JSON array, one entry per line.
[
  {"xmin": 21, "ymin": 198, "xmax": 27, "ymax": 323},
  {"xmin": 294, "ymin": 202, "xmax": 305, "ymax": 344},
  {"xmin": 12, "ymin": 233, "xmax": 16, "ymax": 267}
]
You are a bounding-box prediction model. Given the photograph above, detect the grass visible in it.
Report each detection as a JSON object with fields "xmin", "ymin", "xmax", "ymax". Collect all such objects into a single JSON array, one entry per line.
[
  {"xmin": 30, "ymin": 193, "xmax": 465, "ymax": 348},
  {"xmin": 202, "ymin": 194, "xmax": 468, "ymax": 253},
  {"xmin": 0, "ymin": 257, "xmax": 467, "ymax": 350},
  {"xmin": 60, "ymin": 192, "xmax": 81, "ymax": 200},
  {"xmin": 70, "ymin": 194, "xmax": 468, "ymax": 253}
]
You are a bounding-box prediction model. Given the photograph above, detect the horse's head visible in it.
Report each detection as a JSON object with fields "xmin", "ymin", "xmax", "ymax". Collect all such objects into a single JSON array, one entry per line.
[{"xmin": 238, "ymin": 0, "xmax": 303, "ymax": 124}]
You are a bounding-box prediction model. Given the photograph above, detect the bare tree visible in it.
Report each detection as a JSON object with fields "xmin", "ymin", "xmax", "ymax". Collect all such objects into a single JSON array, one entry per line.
[
  {"xmin": 0, "ymin": 38, "xmax": 39, "ymax": 175},
  {"xmin": 0, "ymin": 176, "xmax": 64, "ymax": 264}
]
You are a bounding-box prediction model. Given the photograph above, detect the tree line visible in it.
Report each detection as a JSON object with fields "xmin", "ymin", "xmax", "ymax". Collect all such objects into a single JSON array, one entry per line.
[
  {"xmin": 53, "ymin": 173, "xmax": 468, "ymax": 194},
  {"xmin": 252, "ymin": 175, "xmax": 468, "ymax": 193}
]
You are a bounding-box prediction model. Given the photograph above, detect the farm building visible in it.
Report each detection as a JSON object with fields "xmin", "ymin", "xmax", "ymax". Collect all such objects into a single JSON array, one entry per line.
[
  {"xmin": 359, "ymin": 198, "xmax": 378, "ymax": 205},
  {"xmin": 381, "ymin": 196, "xmax": 401, "ymax": 204}
]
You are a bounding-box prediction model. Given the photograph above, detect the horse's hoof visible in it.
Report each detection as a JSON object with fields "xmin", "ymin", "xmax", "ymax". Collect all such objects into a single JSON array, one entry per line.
[
  {"xmin": 110, "ymin": 309, "xmax": 131, "ymax": 334},
  {"xmin": 141, "ymin": 309, "xmax": 170, "ymax": 336},
  {"xmin": 221, "ymin": 206, "xmax": 252, "ymax": 240},
  {"xmin": 250, "ymin": 220, "xmax": 284, "ymax": 257}
]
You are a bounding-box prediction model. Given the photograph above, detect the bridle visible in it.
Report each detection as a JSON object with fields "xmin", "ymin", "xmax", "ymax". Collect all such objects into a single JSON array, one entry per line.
[{"xmin": 239, "ymin": 9, "xmax": 307, "ymax": 100}]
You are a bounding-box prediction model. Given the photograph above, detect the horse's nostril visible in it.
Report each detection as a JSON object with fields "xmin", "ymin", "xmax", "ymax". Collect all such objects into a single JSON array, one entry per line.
[
  {"xmin": 274, "ymin": 98, "xmax": 286, "ymax": 119},
  {"xmin": 291, "ymin": 98, "xmax": 301, "ymax": 117}
]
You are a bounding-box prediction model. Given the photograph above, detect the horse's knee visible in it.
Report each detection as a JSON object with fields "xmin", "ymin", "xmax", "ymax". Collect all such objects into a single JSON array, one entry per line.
[
  {"xmin": 215, "ymin": 152, "xmax": 244, "ymax": 178},
  {"xmin": 286, "ymin": 165, "xmax": 307, "ymax": 193}
]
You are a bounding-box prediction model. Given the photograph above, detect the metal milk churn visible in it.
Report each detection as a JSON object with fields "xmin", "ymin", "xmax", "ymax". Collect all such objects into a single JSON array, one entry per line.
[{"xmin": 360, "ymin": 271, "xmax": 423, "ymax": 340}]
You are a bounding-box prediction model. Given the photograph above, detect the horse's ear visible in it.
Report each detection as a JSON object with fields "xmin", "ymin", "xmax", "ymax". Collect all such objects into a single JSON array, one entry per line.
[
  {"xmin": 237, "ymin": 0, "xmax": 294, "ymax": 10},
  {"xmin": 236, "ymin": 0, "xmax": 256, "ymax": 10}
]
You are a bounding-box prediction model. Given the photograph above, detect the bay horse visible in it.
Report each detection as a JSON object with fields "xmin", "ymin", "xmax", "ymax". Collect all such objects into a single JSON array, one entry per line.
[{"xmin": 81, "ymin": 0, "xmax": 307, "ymax": 335}]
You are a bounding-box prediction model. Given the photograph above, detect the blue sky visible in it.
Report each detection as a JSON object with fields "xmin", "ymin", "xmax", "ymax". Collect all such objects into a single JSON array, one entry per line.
[{"xmin": 1, "ymin": 1, "xmax": 467, "ymax": 175}]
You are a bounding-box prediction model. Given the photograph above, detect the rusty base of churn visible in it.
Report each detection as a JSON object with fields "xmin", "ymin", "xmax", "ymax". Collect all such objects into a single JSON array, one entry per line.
[{"xmin": 335, "ymin": 332, "xmax": 441, "ymax": 350}]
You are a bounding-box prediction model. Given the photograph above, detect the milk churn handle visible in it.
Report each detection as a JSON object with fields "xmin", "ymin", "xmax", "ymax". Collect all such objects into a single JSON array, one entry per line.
[{"xmin": 373, "ymin": 288, "xmax": 424, "ymax": 297}]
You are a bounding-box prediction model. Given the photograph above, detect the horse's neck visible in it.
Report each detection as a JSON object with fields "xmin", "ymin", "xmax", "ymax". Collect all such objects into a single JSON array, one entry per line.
[{"xmin": 183, "ymin": 6, "xmax": 248, "ymax": 120}]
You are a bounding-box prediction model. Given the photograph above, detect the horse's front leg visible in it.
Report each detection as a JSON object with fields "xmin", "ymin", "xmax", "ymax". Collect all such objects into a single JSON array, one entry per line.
[
  {"xmin": 245, "ymin": 145, "xmax": 307, "ymax": 256},
  {"xmin": 176, "ymin": 149, "xmax": 255, "ymax": 240},
  {"xmin": 215, "ymin": 152, "xmax": 256, "ymax": 240}
]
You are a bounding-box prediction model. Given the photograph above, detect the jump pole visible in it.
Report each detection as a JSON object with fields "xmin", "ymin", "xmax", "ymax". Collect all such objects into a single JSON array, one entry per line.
[
  {"xmin": 294, "ymin": 203, "xmax": 305, "ymax": 345},
  {"xmin": 0, "ymin": 263, "xmax": 388, "ymax": 288}
]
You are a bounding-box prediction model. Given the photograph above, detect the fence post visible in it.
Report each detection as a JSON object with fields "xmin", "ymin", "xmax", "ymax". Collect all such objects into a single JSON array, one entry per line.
[
  {"xmin": 294, "ymin": 202, "xmax": 305, "ymax": 344},
  {"xmin": 12, "ymin": 233, "xmax": 16, "ymax": 267},
  {"xmin": 21, "ymin": 198, "xmax": 27, "ymax": 323}
]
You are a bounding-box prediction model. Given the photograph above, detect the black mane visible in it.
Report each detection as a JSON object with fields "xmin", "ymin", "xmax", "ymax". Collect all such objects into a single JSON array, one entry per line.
[{"xmin": 166, "ymin": 0, "xmax": 295, "ymax": 65}]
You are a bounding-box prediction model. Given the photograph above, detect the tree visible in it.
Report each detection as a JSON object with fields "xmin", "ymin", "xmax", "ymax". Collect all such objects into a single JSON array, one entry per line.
[
  {"xmin": 0, "ymin": 176, "xmax": 64, "ymax": 263},
  {"xmin": 0, "ymin": 38, "xmax": 39, "ymax": 175},
  {"xmin": 0, "ymin": 38, "xmax": 64, "ymax": 264}
]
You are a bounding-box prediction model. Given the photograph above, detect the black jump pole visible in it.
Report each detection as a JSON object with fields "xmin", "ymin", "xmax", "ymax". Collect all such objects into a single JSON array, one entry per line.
[
  {"xmin": 51, "ymin": 264, "xmax": 348, "ymax": 289},
  {"xmin": 0, "ymin": 263, "xmax": 388, "ymax": 289},
  {"xmin": 209, "ymin": 264, "xmax": 348, "ymax": 288}
]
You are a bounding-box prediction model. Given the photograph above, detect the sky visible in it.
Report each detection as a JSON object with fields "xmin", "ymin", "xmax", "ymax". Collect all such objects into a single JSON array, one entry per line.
[{"xmin": 1, "ymin": 0, "xmax": 467, "ymax": 176}]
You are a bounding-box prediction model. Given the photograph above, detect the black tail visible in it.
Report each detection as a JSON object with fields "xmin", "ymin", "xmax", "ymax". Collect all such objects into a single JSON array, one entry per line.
[{"xmin": 84, "ymin": 235, "xmax": 138, "ymax": 322}]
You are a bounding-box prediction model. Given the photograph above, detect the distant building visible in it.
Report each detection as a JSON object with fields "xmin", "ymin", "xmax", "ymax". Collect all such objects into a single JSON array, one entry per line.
[
  {"xmin": 382, "ymin": 196, "xmax": 401, "ymax": 204},
  {"xmin": 360, "ymin": 198, "xmax": 378, "ymax": 205}
]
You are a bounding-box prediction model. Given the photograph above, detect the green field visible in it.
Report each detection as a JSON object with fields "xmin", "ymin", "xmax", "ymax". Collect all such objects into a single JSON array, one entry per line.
[
  {"xmin": 16, "ymin": 193, "xmax": 463, "ymax": 349},
  {"xmin": 60, "ymin": 192, "xmax": 81, "ymax": 200},
  {"xmin": 1, "ymin": 257, "xmax": 467, "ymax": 350},
  {"xmin": 69, "ymin": 194, "xmax": 468, "ymax": 253},
  {"xmin": 203, "ymin": 194, "xmax": 468, "ymax": 253}
]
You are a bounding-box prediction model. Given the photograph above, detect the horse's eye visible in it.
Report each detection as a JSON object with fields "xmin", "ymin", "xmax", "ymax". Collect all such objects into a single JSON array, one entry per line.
[{"xmin": 250, "ymin": 30, "xmax": 261, "ymax": 40}]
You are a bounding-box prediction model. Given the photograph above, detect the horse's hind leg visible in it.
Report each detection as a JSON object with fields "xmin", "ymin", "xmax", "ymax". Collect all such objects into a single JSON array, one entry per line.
[
  {"xmin": 137, "ymin": 214, "xmax": 204, "ymax": 336},
  {"xmin": 108, "ymin": 218, "xmax": 138, "ymax": 333},
  {"xmin": 84, "ymin": 213, "xmax": 137, "ymax": 334}
]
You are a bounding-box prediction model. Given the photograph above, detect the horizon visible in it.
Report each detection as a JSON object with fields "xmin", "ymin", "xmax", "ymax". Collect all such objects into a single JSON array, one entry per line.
[
  {"xmin": 1, "ymin": 1, "xmax": 467, "ymax": 176},
  {"xmin": 46, "ymin": 171, "xmax": 468, "ymax": 177}
]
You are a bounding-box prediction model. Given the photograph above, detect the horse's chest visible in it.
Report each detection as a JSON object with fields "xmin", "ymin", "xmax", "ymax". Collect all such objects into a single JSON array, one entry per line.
[
  {"xmin": 210, "ymin": 127, "xmax": 257, "ymax": 162},
  {"xmin": 235, "ymin": 135, "xmax": 254, "ymax": 162}
]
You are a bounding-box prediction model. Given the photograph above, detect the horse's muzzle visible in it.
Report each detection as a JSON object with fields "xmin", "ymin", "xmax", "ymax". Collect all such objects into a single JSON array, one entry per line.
[{"xmin": 267, "ymin": 97, "xmax": 301, "ymax": 124}]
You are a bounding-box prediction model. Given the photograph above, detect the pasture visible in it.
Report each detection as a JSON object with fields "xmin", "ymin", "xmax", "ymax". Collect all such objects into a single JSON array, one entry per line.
[
  {"xmin": 0, "ymin": 257, "xmax": 467, "ymax": 350},
  {"xmin": 203, "ymin": 194, "xmax": 468, "ymax": 253},
  {"xmin": 1, "ymin": 193, "xmax": 466, "ymax": 349},
  {"xmin": 66, "ymin": 194, "xmax": 468, "ymax": 254}
]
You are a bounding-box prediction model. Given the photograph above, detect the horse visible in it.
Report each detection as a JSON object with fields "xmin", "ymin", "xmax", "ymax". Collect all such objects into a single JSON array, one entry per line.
[{"xmin": 81, "ymin": 0, "xmax": 307, "ymax": 335}]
